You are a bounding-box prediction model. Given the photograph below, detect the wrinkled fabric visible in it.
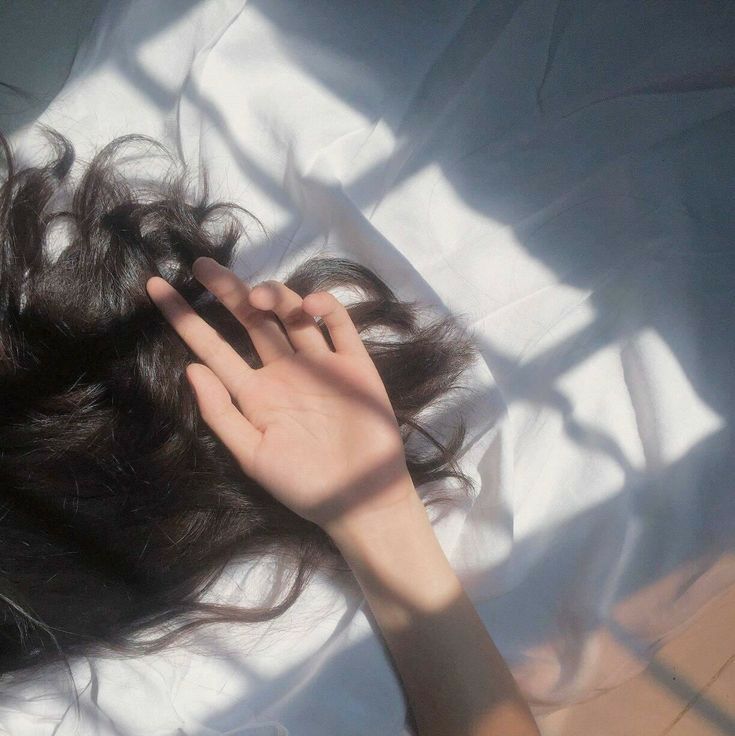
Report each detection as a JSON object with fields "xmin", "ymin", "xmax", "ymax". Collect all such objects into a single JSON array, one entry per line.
[{"xmin": 2, "ymin": 1, "xmax": 734, "ymax": 733}]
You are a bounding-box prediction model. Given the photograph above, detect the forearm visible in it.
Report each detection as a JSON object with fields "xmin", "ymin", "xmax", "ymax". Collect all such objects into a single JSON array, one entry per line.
[{"xmin": 325, "ymin": 482, "xmax": 540, "ymax": 736}]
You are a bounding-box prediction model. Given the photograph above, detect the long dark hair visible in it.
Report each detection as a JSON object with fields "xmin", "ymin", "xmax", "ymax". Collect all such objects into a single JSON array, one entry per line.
[{"xmin": 0, "ymin": 129, "xmax": 480, "ymax": 680}]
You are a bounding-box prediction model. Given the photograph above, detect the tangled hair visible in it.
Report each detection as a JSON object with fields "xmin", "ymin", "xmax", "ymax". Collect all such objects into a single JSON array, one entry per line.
[{"xmin": 0, "ymin": 129, "xmax": 480, "ymax": 680}]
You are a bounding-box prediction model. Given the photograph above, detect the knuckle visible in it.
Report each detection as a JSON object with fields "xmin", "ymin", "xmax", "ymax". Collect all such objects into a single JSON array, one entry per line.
[
  {"xmin": 217, "ymin": 280, "xmax": 244, "ymax": 303},
  {"xmin": 280, "ymin": 304, "xmax": 309, "ymax": 327},
  {"xmin": 240, "ymin": 307, "xmax": 270, "ymax": 328},
  {"xmin": 201, "ymin": 336, "xmax": 225, "ymax": 363},
  {"xmin": 202, "ymin": 404, "xmax": 229, "ymax": 423}
]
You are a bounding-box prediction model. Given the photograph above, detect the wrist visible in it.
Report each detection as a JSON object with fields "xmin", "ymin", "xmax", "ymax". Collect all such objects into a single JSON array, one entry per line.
[
  {"xmin": 323, "ymin": 478, "xmax": 423, "ymax": 552},
  {"xmin": 325, "ymin": 485, "xmax": 462, "ymax": 628}
]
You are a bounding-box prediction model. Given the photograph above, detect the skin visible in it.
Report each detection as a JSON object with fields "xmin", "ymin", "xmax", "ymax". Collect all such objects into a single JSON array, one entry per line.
[{"xmin": 146, "ymin": 258, "xmax": 540, "ymax": 736}]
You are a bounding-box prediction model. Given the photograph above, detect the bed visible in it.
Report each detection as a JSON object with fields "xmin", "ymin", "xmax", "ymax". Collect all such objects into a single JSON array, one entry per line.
[{"xmin": 1, "ymin": 1, "xmax": 734, "ymax": 733}]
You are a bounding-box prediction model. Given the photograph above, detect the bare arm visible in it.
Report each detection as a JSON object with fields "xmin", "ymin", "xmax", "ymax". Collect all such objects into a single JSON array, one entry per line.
[
  {"xmin": 325, "ymin": 485, "xmax": 540, "ymax": 736},
  {"xmin": 146, "ymin": 257, "xmax": 540, "ymax": 736}
]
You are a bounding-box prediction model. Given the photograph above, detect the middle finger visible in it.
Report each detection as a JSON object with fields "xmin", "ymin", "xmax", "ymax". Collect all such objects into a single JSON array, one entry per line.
[{"xmin": 248, "ymin": 279, "xmax": 333, "ymax": 356}]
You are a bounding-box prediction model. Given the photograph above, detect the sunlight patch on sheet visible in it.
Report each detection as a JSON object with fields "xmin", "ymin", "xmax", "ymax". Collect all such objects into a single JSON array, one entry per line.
[{"xmin": 620, "ymin": 326, "xmax": 726, "ymax": 464}]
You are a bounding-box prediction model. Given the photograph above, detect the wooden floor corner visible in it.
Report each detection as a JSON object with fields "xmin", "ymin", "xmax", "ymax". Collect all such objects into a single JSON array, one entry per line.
[{"xmin": 535, "ymin": 582, "xmax": 735, "ymax": 736}]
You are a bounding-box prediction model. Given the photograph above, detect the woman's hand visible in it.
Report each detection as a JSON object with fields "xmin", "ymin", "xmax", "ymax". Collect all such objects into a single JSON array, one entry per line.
[{"xmin": 145, "ymin": 257, "xmax": 414, "ymax": 532}]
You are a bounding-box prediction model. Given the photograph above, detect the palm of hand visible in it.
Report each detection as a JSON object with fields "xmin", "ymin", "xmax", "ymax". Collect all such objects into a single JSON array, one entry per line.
[{"xmin": 242, "ymin": 350, "xmax": 408, "ymax": 527}]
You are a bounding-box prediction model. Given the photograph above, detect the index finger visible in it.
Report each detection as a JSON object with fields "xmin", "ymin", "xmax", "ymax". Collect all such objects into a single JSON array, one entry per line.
[{"xmin": 146, "ymin": 276, "xmax": 254, "ymax": 398}]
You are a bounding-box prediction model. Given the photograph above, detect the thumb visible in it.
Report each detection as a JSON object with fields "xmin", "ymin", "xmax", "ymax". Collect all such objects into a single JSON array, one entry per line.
[{"xmin": 185, "ymin": 363, "xmax": 263, "ymax": 474}]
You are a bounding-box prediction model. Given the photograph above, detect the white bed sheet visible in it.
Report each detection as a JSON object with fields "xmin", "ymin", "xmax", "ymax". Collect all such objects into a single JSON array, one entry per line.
[{"xmin": 2, "ymin": 1, "xmax": 734, "ymax": 733}]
